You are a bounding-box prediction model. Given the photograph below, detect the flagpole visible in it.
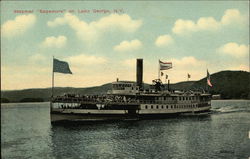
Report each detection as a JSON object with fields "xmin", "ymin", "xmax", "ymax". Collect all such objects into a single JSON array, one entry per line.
[
  {"xmin": 52, "ymin": 56, "xmax": 54, "ymax": 98},
  {"xmin": 206, "ymin": 69, "xmax": 208, "ymax": 93},
  {"xmin": 158, "ymin": 60, "xmax": 160, "ymax": 80},
  {"xmin": 50, "ymin": 56, "xmax": 54, "ymax": 113}
]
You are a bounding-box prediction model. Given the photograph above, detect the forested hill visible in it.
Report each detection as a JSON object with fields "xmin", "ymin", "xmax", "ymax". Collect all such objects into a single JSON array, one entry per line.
[
  {"xmin": 1, "ymin": 84, "xmax": 112, "ymax": 103},
  {"xmin": 190, "ymin": 70, "xmax": 250, "ymax": 99},
  {"xmin": 1, "ymin": 71, "xmax": 250, "ymax": 102}
]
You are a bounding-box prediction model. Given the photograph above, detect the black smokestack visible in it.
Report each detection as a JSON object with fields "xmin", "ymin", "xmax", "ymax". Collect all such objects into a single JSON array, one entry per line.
[{"xmin": 136, "ymin": 59, "xmax": 143, "ymax": 89}]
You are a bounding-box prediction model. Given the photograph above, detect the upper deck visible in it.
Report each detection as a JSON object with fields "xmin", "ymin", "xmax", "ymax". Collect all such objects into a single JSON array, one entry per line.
[
  {"xmin": 107, "ymin": 80, "xmax": 211, "ymax": 102},
  {"xmin": 108, "ymin": 81, "xmax": 140, "ymax": 95}
]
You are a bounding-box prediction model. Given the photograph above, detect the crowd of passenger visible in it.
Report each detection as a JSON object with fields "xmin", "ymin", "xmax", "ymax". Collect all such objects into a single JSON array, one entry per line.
[{"xmin": 55, "ymin": 93, "xmax": 138, "ymax": 103}]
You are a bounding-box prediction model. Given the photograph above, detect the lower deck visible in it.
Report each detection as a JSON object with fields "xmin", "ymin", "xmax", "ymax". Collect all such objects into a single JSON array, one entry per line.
[
  {"xmin": 51, "ymin": 101, "xmax": 211, "ymax": 122},
  {"xmin": 51, "ymin": 107, "xmax": 211, "ymax": 122}
]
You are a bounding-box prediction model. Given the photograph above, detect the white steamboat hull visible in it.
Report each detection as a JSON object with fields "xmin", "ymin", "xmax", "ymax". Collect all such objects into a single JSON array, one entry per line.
[{"xmin": 50, "ymin": 106, "xmax": 211, "ymax": 122}]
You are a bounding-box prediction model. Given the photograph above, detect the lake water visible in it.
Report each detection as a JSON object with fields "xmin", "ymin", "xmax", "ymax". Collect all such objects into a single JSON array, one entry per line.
[{"xmin": 1, "ymin": 100, "xmax": 250, "ymax": 159}]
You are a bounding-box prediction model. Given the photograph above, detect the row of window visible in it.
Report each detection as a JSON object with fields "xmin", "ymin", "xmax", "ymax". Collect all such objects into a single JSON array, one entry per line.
[
  {"xmin": 178, "ymin": 96, "xmax": 198, "ymax": 101},
  {"xmin": 113, "ymin": 84, "xmax": 133, "ymax": 88},
  {"xmin": 113, "ymin": 86, "xmax": 139, "ymax": 90},
  {"xmin": 143, "ymin": 104, "xmax": 197, "ymax": 110},
  {"xmin": 154, "ymin": 96, "xmax": 199, "ymax": 101}
]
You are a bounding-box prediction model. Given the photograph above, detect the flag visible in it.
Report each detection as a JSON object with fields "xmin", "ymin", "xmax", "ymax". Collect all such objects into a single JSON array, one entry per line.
[
  {"xmin": 159, "ymin": 60, "xmax": 172, "ymax": 70},
  {"xmin": 53, "ymin": 58, "xmax": 72, "ymax": 74},
  {"xmin": 161, "ymin": 72, "xmax": 164, "ymax": 76},
  {"xmin": 188, "ymin": 73, "xmax": 191, "ymax": 78},
  {"xmin": 207, "ymin": 70, "xmax": 212, "ymax": 87}
]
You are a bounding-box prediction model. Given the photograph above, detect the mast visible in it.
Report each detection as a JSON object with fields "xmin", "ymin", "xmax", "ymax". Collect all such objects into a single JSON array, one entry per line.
[
  {"xmin": 52, "ymin": 56, "xmax": 54, "ymax": 98},
  {"xmin": 158, "ymin": 59, "xmax": 160, "ymax": 80},
  {"xmin": 50, "ymin": 56, "xmax": 54, "ymax": 112}
]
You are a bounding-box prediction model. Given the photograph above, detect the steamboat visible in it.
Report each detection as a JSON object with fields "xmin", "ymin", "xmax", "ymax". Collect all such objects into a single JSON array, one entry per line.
[{"xmin": 50, "ymin": 59, "xmax": 211, "ymax": 122}]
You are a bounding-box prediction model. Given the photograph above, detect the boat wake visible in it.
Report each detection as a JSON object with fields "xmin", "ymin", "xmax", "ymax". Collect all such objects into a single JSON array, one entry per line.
[{"xmin": 211, "ymin": 104, "xmax": 250, "ymax": 114}]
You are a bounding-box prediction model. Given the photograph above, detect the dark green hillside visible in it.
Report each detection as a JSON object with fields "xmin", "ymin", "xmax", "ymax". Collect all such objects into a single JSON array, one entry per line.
[
  {"xmin": 191, "ymin": 71, "xmax": 250, "ymax": 99},
  {"xmin": 1, "ymin": 84, "xmax": 112, "ymax": 103},
  {"xmin": 19, "ymin": 98, "xmax": 44, "ymax": 102},
  {"xmin": 169, "ymin": 81, "xmax": 195, "ymax": 90},
  {"xmin": 1, "ymin": 88, "xmax": 51, "ymax": 103},
  {"xmin": 1, "ymin": 98, "xmax": 10, "ymax": 103}
]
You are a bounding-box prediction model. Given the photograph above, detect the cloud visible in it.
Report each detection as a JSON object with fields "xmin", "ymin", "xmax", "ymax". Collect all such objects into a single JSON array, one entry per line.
[
  {"xmin": 171, "ymin": 56, "xmax": 206, "ymax": 67},
  {"xmin": 122, "ymin": 58, "xmax": 136, "ymax": 67},
  {"xmin": 217, "ymin": 42, "xmax": 249, "ymax": 57},
  {"xmin": 1, "ymin": 64, "xmax": 51, "ymax": 90},
  {"xmin": 65, "ymin": 54, "xmax": 107, "ymax": 66},
  {"xmin": 172, "ymin": 19, "xmax": 196, "ymax": 34},
  {"xmin": 29, "ymin": 54, "xmax": 46, "ymax": 63},
  {"xmin": 172, "ymin": 17, "xmax": 220, "ymax": 34},
  {"xmin": 155, "ymin": 34, "xmax": 174, "ymax": 47},
  {"xmin": 221, "ymin": 9, "xmax": 246, "ymax": 25},
  {"xmin": 114, "ymin": 39, "xmax": 142, "ymax": 52},
  {"xmin": 47, "ymin": 13, "xmax": 142, "ymax": 41},
  {"xmin": 92, "ymin": 13, "xmax": 142, "ymax": 32},
  {"xmin": 1, "ymin": 14, "xmax": 36, "ymax": 38},
  {"xmin": 229, "ymin": 64, "xmax": 249, "ymax": 71},
  {"xmin": 42, "ymin": 36, "xmax": 67, "ymax": 48},
  {"xmin": 172, "ymin": 9, "xmax": 246, "ymax": 35}
]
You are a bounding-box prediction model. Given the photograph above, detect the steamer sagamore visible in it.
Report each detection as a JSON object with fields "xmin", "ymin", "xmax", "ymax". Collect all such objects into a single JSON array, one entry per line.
[{"xmin": 50, "ymin": 59, "xmax": 211, "ymax": 122}]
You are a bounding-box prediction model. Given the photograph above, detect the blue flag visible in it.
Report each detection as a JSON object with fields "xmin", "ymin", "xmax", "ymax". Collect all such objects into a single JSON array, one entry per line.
[{"xmin": 53, "ymin": 58, "xmax": 72, "ymax": 74}]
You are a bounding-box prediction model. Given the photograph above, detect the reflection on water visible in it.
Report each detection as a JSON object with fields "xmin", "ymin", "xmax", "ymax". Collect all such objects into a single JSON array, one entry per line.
[{"xmin": 1, "ymin": 100, "xmax": 250, "ymax": 159}]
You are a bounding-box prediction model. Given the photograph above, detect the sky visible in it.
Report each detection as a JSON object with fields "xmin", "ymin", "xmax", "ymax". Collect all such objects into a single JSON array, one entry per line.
[{"xmin": 1, "ymin": 1, "xmax": 249, "ymax": 90}]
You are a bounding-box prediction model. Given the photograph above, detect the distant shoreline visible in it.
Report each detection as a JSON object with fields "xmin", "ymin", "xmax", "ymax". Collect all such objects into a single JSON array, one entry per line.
[{"xmin": 1, "ymin": 101, "xmax": 50, "ymax": 104}]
